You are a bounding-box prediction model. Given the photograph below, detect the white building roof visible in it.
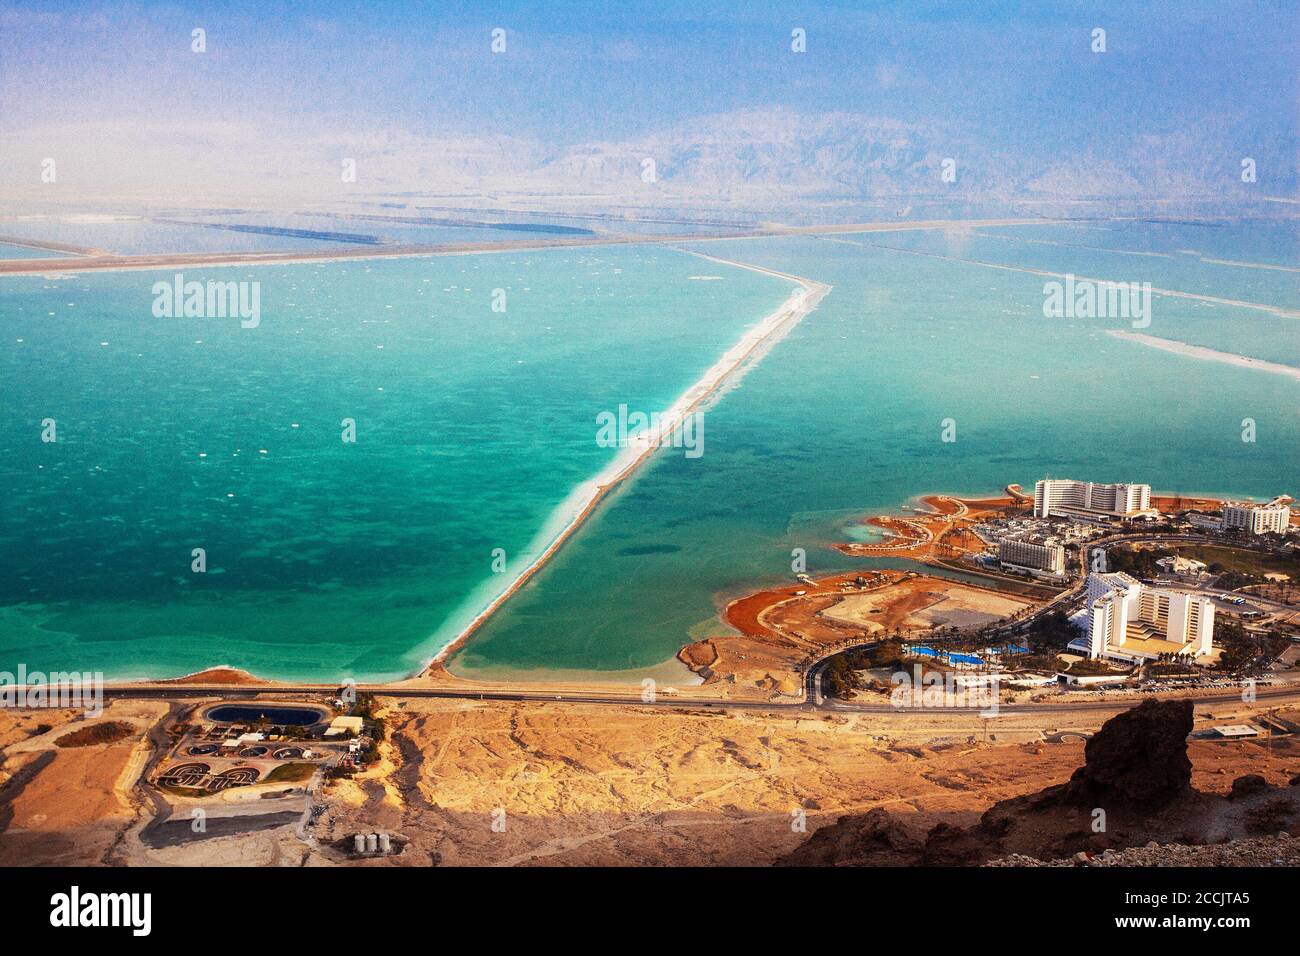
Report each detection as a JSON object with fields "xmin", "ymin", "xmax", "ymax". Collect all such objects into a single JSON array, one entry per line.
[
  {"xmin": 1213, "ymin": 725, "xmax": 1259, "ymax": 738},
  {"xmin": 325, "ymin": 715, "xmax": 365, "ymax": 736}
]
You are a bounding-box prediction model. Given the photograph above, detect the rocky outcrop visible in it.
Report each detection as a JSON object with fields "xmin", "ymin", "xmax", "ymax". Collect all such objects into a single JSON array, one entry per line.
[
  {"xmin": 1062, "ymin": 699, "xmax": 1193, "ymax": 808},
  {"xmin": 1231, "ymin": 774, "xmax": 1270, "ymax": 800},
  {"xmin": 778, "ymin": 808, "xmax": 921, "ymax": 867},
  {"xmin": 989, "ymin": 834, "xmax": 1300, "ymax": 867},
  {"xmin": 779, "ymin": 699, "xmax": 1298, "ymax": 867}
]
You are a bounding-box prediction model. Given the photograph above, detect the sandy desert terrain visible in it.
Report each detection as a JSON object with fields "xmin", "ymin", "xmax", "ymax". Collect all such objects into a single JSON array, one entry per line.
[{"xmin": 2, "ymin": 691, "xmax": 1298, "ymax": 867}]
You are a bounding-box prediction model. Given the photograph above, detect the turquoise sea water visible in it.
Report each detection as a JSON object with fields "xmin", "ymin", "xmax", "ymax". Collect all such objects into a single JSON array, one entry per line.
[
  {"xmin": 450, "ymin": 224, "xmax": 1299, "ymax": 679},
  {"xmin": 982, "ymin": 219, "xmax": 1300, "ymax": 269},
  {"xmin": 1, "ymin": 220, "xmax": 1295, "ymax": 683},
  {"xmin": 872, "ymin": 222, "xmax": 1300, "ymax": 313},
  {"xmin": 842, "ymin": 225, "xmax": 1300, "ymax": 367},
  {"xmin": 0, "ymin": 248, "xmax": 793, "ymax": 680}
]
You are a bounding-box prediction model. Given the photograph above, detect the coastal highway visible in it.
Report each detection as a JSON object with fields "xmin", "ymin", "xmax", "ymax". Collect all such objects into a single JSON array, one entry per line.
[{"xmin": 93, "ymin": 678, "xmax": 1300, "ymax": 718}]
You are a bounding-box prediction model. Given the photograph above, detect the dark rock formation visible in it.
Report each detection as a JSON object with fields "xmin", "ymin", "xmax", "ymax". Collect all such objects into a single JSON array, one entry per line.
[
  {"xmin": 779, "ymin": 807, "xmax": 921, "ymax": 866},
  {"xmin": 1062, "ymin": 699, "xmax": 1193, "ymax": 808},
  {"xmin": 775, "ymin": 698, "xmax": 1277, "ymax": 867},
  {"xmin": 1232, "ymin": 774, "xmax": 1270, "ymax": 800}
]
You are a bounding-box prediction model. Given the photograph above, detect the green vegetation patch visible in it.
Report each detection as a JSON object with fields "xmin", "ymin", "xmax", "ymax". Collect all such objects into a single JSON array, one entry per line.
[
  {"xmin": 1172, "ymin": 545, "xmax": 1296, "ymax": 579},
  {"xmin": 1063, "ymin": 658, "xmax": 1128, "ymax": 677},
  {"xmin": 54, "ymin": 720, "xmax": 135, "ymax": 748},
  {"xmin": 263, "ymin": 762, "xmax": 318, "ymax": 783},
  {"xmin": 158, "ymin": 783, "xmax": 208, "ymax": 799}
]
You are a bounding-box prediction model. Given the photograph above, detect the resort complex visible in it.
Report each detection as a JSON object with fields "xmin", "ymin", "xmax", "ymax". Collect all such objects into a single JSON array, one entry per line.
[
  {"xmin": 1034, "ymin": 478, "xmax": 1155, "ymax": 521},
  {"xmin": 1223, "ymin": 499, "xmax": 1293, "ymax": 536},
  {"xmin": 1077, "ymin": 572, "xmax": 1217, "ymax": 662}
]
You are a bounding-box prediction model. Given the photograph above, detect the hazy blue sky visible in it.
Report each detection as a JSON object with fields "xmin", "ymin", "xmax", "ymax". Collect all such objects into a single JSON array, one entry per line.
[
  {"xmin": 3, "ymin": 1, "xmax": 1293, "ymax": 139},
  {"xmin": 1, "ymin": 1, "xmax": 1294, "ymax": 202}
]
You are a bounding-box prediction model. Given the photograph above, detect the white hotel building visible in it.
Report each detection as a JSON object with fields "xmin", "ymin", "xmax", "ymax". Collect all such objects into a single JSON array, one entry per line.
[
  {"xmin": 1034, "ymin": 478, "xmax": 1153, "ymax": 520},
  {"xmin": 1075, "ymin": 572, "xmax": 1215, "ymax": 663},
  {"xmin": 1222, "ymin": 500, "xmax": 1291, "ymax": 536},
  {"xmin": 998, "ymin": 537, "xmax": 1067, "ymax": 578}
]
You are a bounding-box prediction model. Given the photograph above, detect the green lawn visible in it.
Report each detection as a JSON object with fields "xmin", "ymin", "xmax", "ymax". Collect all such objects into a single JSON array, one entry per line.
[
  {"xmin": 1173, "ymin": 545, "xmax": 1295, "ymax": 578},
  {"xmin": 263, "ymin": 762, "xmax": 319, "ymax": 783}
]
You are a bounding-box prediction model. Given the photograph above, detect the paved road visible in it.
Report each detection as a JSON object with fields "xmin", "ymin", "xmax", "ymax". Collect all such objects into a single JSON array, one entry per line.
[{"xmin": 97, "ymin": 678, "xmax": 1300, "ymax": 718}]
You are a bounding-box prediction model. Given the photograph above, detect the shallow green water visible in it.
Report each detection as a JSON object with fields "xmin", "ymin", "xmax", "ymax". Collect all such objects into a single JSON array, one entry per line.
[{"xmin": 2, "ymin": 221, "xmax": 1294, "ymax": 683}]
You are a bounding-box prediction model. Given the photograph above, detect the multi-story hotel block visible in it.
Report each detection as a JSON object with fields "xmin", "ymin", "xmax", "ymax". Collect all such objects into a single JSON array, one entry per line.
[
  {"xmin": 998, "ymin": 537, "xmax": 1067, "ymax": 577},
  {"xmin": 1222, "ymin": 500, "xmax": 1291, "ymax": 535},
  {"xmin": 1034, "ymin": 478, "xmax": 1153, "ymax": 520},
  {"xmin": 1079, "ymin": 572, "xmax": 1215, "ymax": 663}
]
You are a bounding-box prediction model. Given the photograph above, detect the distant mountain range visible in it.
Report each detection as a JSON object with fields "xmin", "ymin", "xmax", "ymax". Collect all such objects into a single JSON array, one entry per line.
[
  {"xmin": 525, "ymin": 108, "xmax": 1292, "ymax": 203},
  {"xmin": 3, "ymin": 108, "xmax": 1292, "ymax": 209}
]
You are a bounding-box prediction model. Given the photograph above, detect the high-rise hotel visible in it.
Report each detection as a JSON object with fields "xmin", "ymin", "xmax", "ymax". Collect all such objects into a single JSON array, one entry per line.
[
  {"xmin": 1034, "ymin": 478, "xmax": 1153, "ymax": 519},
  {"xmin": 998, "ymin": 537, "xmax": 1067, "ymax": 577},
  {"xmin": 1079, "ymin": 572, "xmax": 1215, "ymax": 662},
  {"xmin": 1222, "ymin": 500, "xmax": 1291, "ymax": 536}
]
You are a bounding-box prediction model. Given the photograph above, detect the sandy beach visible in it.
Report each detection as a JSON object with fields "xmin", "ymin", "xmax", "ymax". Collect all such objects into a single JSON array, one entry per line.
[{"xmin": 1108, "ymin": 330, "xmax": 1300, "ymax": 382}]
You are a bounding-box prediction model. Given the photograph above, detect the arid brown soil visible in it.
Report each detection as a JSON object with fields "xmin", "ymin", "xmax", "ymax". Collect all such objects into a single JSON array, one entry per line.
[
  {"xmin": 0, "ymin": 702, "xmax": 168, "ymax": 866},
  {"xmin": 780, "ymin": 700, "xmax": 1300, "ymax": 866},
  {"xmin": 308, "ymin": 695, "xmax": 1300, "ymax": 867},
  {"xmin": 155, "ymin": 667, "xmax": 268, "ymax": 686},
  {"xmin": 678, "ymin": 569, "xmax": 1037, "ymax": 692},
  {"xmin": 3, "ymin": 693, "xmax": 1298, "ymax": 867}
]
